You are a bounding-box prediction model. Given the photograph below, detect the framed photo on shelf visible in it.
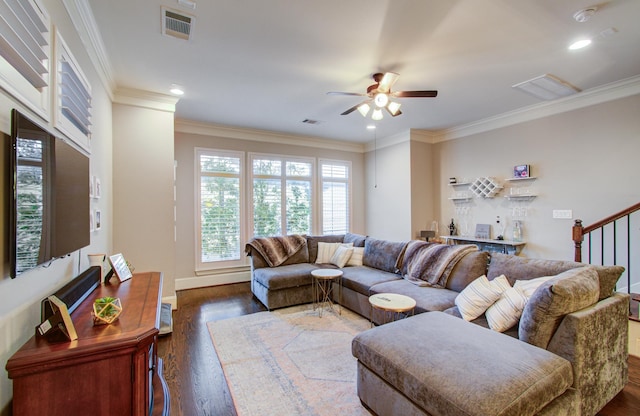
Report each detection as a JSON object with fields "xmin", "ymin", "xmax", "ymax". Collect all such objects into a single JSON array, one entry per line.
[
  {"xmin": 513, "ymin": 164, "xmax": 530, "ymax": 178},
  {"xmin": 108, "ymin": 253, "xmax": 133, "ymax": 282},
  {"xmin": 475, "ymin": 224, "xmax": 491, "ymax": 239}
]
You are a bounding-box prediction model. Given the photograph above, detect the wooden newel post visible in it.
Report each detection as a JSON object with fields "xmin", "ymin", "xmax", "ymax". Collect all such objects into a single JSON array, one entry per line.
[{"xmin": 572, "ymin": 219, "xmax": 583, "ymax": 262}]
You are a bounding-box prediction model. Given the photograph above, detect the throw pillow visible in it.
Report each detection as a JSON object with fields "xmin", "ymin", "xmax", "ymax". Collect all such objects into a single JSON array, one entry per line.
[
  {"xmin": 519, "ymin": 266, "xmax": 600, "ymax": 349},
  {"xmin": 514, "ymin": 275, "xmax": 555, "ymax": 298},
  {"xmin": 315, "ymin": 242, "xmax": 352, "ymax": 264},
  {"xmin": 455, "ymin": 275, "xmax": 510, "ymax": 321},
  {"xmin": 485, "ymin": 286, "xmax": 528, "ymax": 332},
  {"xmin": 330, "ymin": 245, "xmax": 354, "ymax": 268},
  {"xmin": 346, "ymin": 247, "xmax": 364, "ymax": 266}
]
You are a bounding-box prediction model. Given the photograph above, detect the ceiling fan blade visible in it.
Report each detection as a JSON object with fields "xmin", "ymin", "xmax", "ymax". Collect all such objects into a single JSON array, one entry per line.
[
  {"xmin": 377, "ymin": 72, "xmax": 400, "ymax": 93},
  {"xmin": 327, "ymin": 91, "xmax": 367, "ymax": 96},
  {"xmin": 393, "ymin": 90, "xmax": 438, "ymax": 98},
  {"xmin": 341, "ymin": 100, "xmax": 371, "ymax": 116}
]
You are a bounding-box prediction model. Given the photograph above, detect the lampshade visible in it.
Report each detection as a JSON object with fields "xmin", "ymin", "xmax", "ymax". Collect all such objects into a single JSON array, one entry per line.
[
  {"xmin": 387, "ymin": 101, "xmax": 401, "ymax": 116},
  {"xmin": 374, "ymin": 93, "xmax": 389, "ymax": 108},
  {"xmin": 371, "ymin": 108, "xmax": 383, "ymax": 120},
  {"xmin": 357, "ymin": 103, "xmax": 371, "ymax": 117}
]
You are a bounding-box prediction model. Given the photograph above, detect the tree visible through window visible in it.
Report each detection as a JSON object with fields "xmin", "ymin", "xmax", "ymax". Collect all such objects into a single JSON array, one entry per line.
[{"xmin": 320, "ymin": 160, "xmax": 350, "ymax": 235}]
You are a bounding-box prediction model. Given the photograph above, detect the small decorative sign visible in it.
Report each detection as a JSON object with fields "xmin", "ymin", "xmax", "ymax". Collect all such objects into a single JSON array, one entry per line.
[
  {"xmin": 475, "ymin": 224, "xmax": 491, "ymax": 239},
  {"xmin": 108, "ymin": 253, "xmax": 133, "ymax": 282},
  {"xmin": 513, "ymin": 164, "xmax": 530, "ymax": 178}
]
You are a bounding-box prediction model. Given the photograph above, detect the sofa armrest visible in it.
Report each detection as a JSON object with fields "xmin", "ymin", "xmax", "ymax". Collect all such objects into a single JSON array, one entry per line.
[
  {"xmin": 247, "ymin": 246, "xmax": 269, "ymax": 270},
  {"xmin": 546, "ymin": 292, "xmax": 629, "ymax": 416}
]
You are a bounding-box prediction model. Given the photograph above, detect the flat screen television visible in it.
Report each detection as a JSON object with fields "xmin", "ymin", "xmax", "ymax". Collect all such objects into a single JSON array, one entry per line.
[{"xmin": 9, "ymin": 109, "xmax": 90, "ymax": 278}]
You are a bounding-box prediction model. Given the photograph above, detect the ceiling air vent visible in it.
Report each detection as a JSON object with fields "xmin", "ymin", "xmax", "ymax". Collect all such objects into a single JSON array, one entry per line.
[{"xmin": 162, "ymin": 7, "xmax": 194, "ymax": 41}]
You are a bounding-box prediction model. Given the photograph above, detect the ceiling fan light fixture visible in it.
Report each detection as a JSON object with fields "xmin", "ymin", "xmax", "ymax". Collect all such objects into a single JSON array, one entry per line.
[
  {"xmin": 387, "ymin": 101, "xmax": 401, "ymax": 116},
  {"xmin": 357, "ymin": 103, "xmax": 371, "ymax": 117},
  {"xmin": 374, "ymin": 93, "xmax": 389, "ymax": 108},
  {"xmin": 371, "ymin": 108, "xmax": 383, "ymax": 121}
]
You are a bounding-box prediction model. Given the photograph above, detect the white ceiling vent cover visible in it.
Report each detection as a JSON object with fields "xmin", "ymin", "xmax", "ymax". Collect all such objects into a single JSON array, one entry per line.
[{"xmin": 162, "ymin": 7, "xmax": 194, "ymax": 41}]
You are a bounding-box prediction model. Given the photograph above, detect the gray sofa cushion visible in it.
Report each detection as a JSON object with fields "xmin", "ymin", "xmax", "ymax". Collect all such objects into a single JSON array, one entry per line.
[
  {"xmin": 340, "ymin": 266, "xmax": 401, "ymax": 296},
  {"xmin": 353, "ymin": 312, "xmax": 574, "ymax": 416},
  {"xmin": 487, "ymin": 252, "xmax": 621, "ymax": 301},
  {"xmin": 306, "ymin": 234, "xmax": 344, "ymax": 263},
  {"xmin": 519, "ymin": 266, "xmax": 600, "ymax": 349},
  {"xmin": 363, "ymin": 237, "xmax": 407, "ymax": 273},
  {"xmin": 252, "ymin": 263, "xmax": 324, "ymax": 290},
  {"xmin": 445, "ymin": 250, "xmax": 489, "ymax": 292},
  {"xmin": 370, "ymin": 279, "xmax": 459, "ymax": 313},
  {"xmin": 343, "ymin": 232, "xmax": 367, "ymax": 247}
]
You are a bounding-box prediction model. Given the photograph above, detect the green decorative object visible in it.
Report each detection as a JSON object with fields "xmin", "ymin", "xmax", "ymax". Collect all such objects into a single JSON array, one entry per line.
[{"xmin": 92, "ymin": 297, "xmax": 122, "ymax": 325}]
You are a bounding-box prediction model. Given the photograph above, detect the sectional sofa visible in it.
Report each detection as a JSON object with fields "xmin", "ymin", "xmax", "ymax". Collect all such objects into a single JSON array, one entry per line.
[{"xmin": 245, "ymin": 233, "xmax": 629, "ymax": 416}]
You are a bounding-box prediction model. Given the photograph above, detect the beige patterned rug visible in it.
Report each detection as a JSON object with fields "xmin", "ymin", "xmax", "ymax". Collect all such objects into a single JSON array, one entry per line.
[{"xmin": 207, "ymin": 305, "xmax": 372, "ymax": 416}]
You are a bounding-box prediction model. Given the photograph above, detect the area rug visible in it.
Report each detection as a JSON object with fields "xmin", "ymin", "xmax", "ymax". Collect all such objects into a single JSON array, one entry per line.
[{"xmin": 207, "ymin": 305, "xmax": 372, "ymax": 416}]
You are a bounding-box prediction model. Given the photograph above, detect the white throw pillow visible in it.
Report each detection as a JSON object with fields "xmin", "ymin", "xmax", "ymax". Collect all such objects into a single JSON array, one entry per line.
[
  {"xmin": 455, "ymin": 275, "xmax": 510, "ymax": 321},
  {"xmin": 346, "ymin": 247, "xmax": 364, "ymax": 266},
  {"xmin": 514, "ymin": 275, "xmax": 555, "ymax": 298},
  {"xmin": 330, "ymin": 245, "xmax": 354, "ymax": 268},
  {"xmin": 486, "ymin": 286, "xmax": 528, "ymax": 332},
  {"xmin": 315, "ymin": 242, "xmax": 352, "ymax": 264}
]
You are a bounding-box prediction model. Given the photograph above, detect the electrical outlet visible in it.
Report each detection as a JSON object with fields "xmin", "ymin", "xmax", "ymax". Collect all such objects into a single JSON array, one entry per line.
[{"xmin": 552, "ymin": 209, "xmax": 573, "ymax": 219}]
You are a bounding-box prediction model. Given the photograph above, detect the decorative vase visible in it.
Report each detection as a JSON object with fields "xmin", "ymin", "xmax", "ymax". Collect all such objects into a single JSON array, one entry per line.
[{"xmin": 92, "ymin": 297, "xmax": 122, "ymax": 325}]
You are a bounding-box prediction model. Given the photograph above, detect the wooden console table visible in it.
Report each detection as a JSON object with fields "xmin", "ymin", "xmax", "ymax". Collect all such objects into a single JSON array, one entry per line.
[
  {"xmin": 442, "ymin": 236, "xmax": 526, "ymax": 255},
  {"xmin": 6, "ymin": 272, "xmax": 170, "ymax": 416}
]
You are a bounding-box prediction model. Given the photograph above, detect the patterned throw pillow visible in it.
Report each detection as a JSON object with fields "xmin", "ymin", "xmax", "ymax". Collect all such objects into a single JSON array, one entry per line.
[
  {"xmin": 315, "ymin": 242, "xmax": 352, "ymax": 264},
  {"xmin": 346, "ymin": 247, "xmax": 364, "ymax": 266},
  {"xmin": 485, "ymin": 286, "xmax": 528, "ymax": 332},
  {"xmin": 455, "ymin": 275, "xmax": 510, "ymax": 321},
  {"xmin": 330, "ymin": 245, "xmax": 354, "ymax": 268}
]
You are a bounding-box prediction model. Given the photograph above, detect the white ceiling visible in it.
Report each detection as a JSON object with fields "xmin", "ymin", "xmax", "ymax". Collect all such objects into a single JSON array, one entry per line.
[{"xmin": 86, "ymin": 0, "xmax": 640, "ymax": 143}]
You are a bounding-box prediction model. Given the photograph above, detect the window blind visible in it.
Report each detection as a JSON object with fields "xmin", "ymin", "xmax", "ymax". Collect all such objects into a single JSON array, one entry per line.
[{"xmin": 0, "ymin": 0, "xmax": 49, "ymax": 89}]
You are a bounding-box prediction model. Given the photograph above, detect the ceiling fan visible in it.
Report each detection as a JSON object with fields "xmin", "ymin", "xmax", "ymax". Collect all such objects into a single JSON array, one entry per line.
[{"xmin": 327, "ymin": 72, "xmax": 438, "ymax": 120}]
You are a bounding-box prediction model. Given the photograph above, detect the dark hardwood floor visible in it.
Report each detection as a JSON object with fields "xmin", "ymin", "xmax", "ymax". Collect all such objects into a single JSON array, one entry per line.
[{"xmin": 157, "ymin": 283, "xmax": 640, "ymax": 416}]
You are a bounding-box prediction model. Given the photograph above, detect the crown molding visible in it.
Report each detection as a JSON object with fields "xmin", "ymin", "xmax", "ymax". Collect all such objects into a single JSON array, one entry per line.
[
  {"xmin": 175, "ymin": 119, "xmax": 365, "ymax": 153},
  {"xmin": 114, "ymin": 88, "xmax": 180, "ymax": 112},
  {"xmin": 433, "ymin": 75, "xmax": 640, "ymax": 142},
  {"xmin": 62, "ymin": 0, "xmax": 116, "ymax": 99}
]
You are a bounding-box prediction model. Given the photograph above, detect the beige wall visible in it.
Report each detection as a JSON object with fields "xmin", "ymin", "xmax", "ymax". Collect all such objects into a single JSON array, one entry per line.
[
  {"xmin": 112, "ymin": 98, "xmax": 176, "ymax": 297},
  {"xmin": 174, "ymin": 125, "xmax": 366, "ymax": 283}
]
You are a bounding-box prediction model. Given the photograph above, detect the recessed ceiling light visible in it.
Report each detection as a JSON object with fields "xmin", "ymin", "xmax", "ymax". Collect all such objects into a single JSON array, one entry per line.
[
  {"xmin": 366, "ymin": 125, "xmax": 376, "ymax": 130},
  {"xmin": 170, "ymin": 84, "xmax": 185, "ymax": 95},
  {"xmin": 569, "ymin": 39, "xmax": 592, "ymax": 50}
]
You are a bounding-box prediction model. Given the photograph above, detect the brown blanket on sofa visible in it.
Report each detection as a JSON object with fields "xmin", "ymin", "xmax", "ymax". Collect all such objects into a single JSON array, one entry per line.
[
  {"xmin": 245, "ymin": 235, "xmax": 307, "ymax": 267},
  {"xmin": 399, "ymin": 241, "xmax": 478, "ymax": 288}
]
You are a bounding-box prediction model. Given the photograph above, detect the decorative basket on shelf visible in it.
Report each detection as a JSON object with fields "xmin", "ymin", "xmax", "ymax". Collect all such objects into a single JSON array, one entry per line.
[{"xmin": 92, "ymin": 297, "xmax": 123, "ymax": 325}]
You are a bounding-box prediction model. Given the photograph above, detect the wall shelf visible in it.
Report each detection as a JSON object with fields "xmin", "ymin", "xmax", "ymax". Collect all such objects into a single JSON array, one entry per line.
[
  {"xmin": 469, "ymin": 177, "xmax": 503, "ymax": 198},
  {"xmin": 505, "ymin": 177, "xmax": 537, "ymax": 182},
  {"xmin": 505, "ymin": 194, "xmax": 537, "ymax": 200}
]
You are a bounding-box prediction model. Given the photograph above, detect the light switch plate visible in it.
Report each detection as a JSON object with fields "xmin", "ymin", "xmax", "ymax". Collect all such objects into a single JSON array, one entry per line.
[{"xmin": 553, "ymin": 209, "xmax": 573, "ymax": 219}]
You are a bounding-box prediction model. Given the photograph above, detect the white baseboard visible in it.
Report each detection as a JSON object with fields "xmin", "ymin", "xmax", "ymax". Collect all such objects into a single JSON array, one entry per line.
[
  {"xmin": 175, "ymin": 270, "xmax": 251, "ymax": 292},
  {"xmin": 161, "ymin": 295, "xmax": 177, "ymax": 310}
]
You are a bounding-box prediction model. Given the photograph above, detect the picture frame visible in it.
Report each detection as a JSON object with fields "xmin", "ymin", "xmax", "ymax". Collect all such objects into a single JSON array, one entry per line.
[
  {"xmin": 108, "ymin": 253, "xmax": 132, "ymax": 282},
  {"xmin": 95, "ymin": 209, "xmax": 101, "ymax": 230},
  {"xmin": 89, "ymin": 175, "xmax": 95, "ymax": 198},
  {"xmin": 475, "ymin": 223, "xmax": 491, "ymax": 239},
  {"xmin": 94, "ymin": 176, "xmax": 101, "ymax": 198},
  {"xmin": 90, "ymin": 209, "xmax": 95, "ymax": 232},
  {"xmin": 513, "ymin": 164, "xmax": 530, "ymax": 178}
]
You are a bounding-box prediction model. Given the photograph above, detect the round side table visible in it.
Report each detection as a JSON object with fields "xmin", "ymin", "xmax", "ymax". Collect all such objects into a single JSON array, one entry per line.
[
  {"xmin": 369, "ymin": 293, "xmax": 416, "ymax": 325},
  {"xmin": 311, "ymin": 269, "xmax": 343, "ymax": 317}
]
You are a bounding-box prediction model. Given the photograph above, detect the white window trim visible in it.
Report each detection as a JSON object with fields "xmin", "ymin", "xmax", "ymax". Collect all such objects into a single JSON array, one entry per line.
[
  {"xmin": 318, "ymin": 159, "xmax": 352, "ymax": 235},
  {"xmin": 194, "ymin": 147, "xmax": 247, "ymax": 272}
]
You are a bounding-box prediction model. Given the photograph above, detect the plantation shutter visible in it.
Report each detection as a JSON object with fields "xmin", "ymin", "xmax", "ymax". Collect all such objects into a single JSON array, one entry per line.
[
  {"xmin": 321, "ymin": 161, "xmax": 350, "ymax": 235},
  {"xmin": 0, "ymin": 0, "xmax": 49, "ymax": 89},
  {"xmin": 198, "ymin": 152, "xmax": 242, "ymax": 263}
]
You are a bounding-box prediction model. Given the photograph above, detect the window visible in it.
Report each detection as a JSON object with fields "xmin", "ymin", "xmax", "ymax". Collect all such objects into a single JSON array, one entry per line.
[
  {"xmin": 250, "ymin": 154, "xmax": 313, "ymax": 237},
  {"xmin": 0, "ymin": 0, "xmax": 51, "ymax": 118},
  {"xmin": 320, "ymin": 160, "xmax": 351, "ymax": 235},
  {"xmin": 195, "ymin": 150, "xmax": 352, "ymax": 271},
  {"xmin": 196, "ymin": 149, "xmax": 244, "ymax": 269},
  {"xmin": 55, "ymin": 31, "xmax": 92, "ymax": 142}
]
